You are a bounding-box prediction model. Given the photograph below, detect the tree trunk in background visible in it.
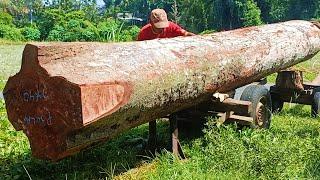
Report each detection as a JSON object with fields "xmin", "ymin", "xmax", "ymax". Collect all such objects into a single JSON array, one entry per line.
[{"xmin": 4, "ymin": 20, "xmax": 320, "ymax": 161}]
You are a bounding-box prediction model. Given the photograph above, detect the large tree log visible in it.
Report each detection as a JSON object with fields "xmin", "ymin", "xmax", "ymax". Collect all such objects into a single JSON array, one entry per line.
[{"xmin": 4, "ymin": 20, "xmax": 320, "ymax": 161}]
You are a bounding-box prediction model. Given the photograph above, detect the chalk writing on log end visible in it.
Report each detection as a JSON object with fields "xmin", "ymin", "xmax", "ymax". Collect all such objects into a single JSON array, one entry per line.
[
  {"xmin": 22, "ymin": 87, "xmax": 47, "ymax": 102},
  {"xmin": 24, "ymin": 111, "xmax": 53, "ymax": 126}
]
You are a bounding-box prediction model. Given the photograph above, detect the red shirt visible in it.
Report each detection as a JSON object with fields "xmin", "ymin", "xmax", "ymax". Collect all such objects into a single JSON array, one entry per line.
[{"xmin": 137, "ymin": 21, "xmax": 186, "ymax": 41}]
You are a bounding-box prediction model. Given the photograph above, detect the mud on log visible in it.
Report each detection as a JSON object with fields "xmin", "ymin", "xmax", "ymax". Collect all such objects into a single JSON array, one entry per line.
[{"xmin": 4, "ymin": 20, "xmax": 320, "ymax": 161}]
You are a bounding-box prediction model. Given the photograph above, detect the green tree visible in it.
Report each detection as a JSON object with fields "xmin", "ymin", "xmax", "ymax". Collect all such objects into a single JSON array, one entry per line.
[
  {"xmin": 236, "ymin": 0, "xmax": 263, "ymax": 27},
  {"xmin": 0, "ymin": 10, "xmax": 24, "ymax": 41},
  {"xmin": 50, "ymin": 0, "xmax": 75, "ymax": 11},
  {"xmin": 181, "ymin": 0, "xmax": 213, "ymax": 32},
  {"xmin": 287, "ymin": 0, "xmax": 319, "ymax": 20},
  {"xmin": 47, "ymin": 25, "xmax": 65, "ymax": 41},
  {"xmin": 0, "ymin": 0, "xmax": 10, "ymax": 12},
  {"xmin": 0, "ymin": 11, "xmax": 14, "ymax": 25},
  {"xmin": 21, "ymin": 26, "xmax": 41, "ymax": 41},
  {"xmin": 37, "ymin": 8, "xmax": 65, "ymax": 39}
]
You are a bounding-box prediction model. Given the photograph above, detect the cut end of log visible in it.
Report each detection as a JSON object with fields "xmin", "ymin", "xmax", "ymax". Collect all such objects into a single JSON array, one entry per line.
[
  {"xmin": 80, "ymin": 82, "xmax": 133, "ymax": 125},
  {"xmin": 3, "ymin": 45, "xmax": 134, "ymax": 160},
  {"xmin": 4, "ymin": 73, "xmax": 83, "ymax": 160}
]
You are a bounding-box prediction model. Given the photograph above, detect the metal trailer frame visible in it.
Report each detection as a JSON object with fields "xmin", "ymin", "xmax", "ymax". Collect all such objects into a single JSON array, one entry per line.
[
  {"xmin": 270, "ymin": 70, "xmax": 320, "ymax": 117},
  {"xmin": 147, "ymin": 71, "xmax": 320, "ymax": 158},
  {"xmin": 147, "ymin": 79, "xmax": 270, "ymax": 158}
]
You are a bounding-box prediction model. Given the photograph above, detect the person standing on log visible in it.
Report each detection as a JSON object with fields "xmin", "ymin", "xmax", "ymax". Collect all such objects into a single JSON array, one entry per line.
[{"xmin": 137, "ymin": 8, "xmax": 195, "ymax": 41}]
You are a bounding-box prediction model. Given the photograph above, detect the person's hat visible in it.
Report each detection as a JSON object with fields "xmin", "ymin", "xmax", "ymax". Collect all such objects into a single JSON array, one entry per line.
[{"xmin": 150, "ymin": 9, "xmax": 169, "ymax": 28}]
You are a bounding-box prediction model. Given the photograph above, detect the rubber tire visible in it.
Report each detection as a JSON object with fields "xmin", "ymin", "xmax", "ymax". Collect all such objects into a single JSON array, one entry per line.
[
  {"xmin": 240, "ymin": 85, "xmax": 272, "ymax": 129},
  {"xmin": 311, "ymin": 87, "xmax": 320, "ymax": 118},
  {"xmin": 271, "ymin": 95, "xmax": 284, "ymax": 113}
]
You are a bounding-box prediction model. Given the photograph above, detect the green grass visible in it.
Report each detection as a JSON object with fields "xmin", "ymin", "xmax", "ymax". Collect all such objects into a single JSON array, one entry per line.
[
  {"xmin": 0, "ymin": 45, "xmax": 320, "ymax": 179},
  {"xmin": 0, "ymin": 45, "xmax": 25, "ymax": 90},
  {"xmin": 0, "ymin": 39, "xmax": 25, "ymax": 45},
  {"xmin": 0, "ymin": 97, "xmax": 155, "ymax": 179},
  {"xmin": 140, "ymin": 105, "xmax": 320, "ymax": 179},
  {"xmin": 1, "ymin": 100, "xmax": 320, "ymax": 179}
]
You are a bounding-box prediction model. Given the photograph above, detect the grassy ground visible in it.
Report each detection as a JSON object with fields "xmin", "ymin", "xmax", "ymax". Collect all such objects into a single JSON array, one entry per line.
[
  {"xmin": 0, "ymin": 45, "xmax": 320, "ymax": 179},
  {"xmin": 0, "ymin": 45, "xmax": 24, "ymax": 90},
  {"xmin": 1, "ymin": 101, "xmax": 320, "ymax": 179}
]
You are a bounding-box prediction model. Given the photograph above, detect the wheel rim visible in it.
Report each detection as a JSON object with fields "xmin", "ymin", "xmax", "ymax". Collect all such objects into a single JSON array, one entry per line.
[{"xmin": 255, "ymin": 96, "xmax": 268, "ymax": 127}]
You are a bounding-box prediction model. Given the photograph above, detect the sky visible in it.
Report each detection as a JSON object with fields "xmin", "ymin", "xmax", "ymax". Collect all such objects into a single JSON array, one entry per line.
[{"xmin": 96, "ymin": 0, "xmax": 105, "ymax": 7}]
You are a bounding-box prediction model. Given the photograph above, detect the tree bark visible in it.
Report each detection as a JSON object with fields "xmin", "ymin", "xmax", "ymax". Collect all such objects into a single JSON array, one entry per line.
[{"xmin": 4, "ymin": 20, "xmax": 320, "ymax": 161}]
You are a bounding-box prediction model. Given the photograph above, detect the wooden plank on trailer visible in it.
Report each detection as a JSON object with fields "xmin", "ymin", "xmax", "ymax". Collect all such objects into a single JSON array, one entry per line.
[{"xmin": 212, "ymin": 98, "xmax": 251, "ymax": 116}]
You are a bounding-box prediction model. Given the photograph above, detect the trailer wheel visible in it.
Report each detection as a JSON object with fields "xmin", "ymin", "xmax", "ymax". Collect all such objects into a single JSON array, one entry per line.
[
  {"xmin": 311, "ymin": 88, "xmax": 320, "ymax": 118},
  {"xmin": 240, "ymin": 85, "xmax": 272, "ymax": 129},
  {"xmin": 271, "ymin": 95, "xmax": 284, "ymax": 113}
]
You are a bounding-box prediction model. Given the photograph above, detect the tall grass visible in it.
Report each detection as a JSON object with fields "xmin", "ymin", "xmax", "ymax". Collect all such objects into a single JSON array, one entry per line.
[{"xmin": 119, "ymin": 104, "xmax": 320, "ymax": 179}]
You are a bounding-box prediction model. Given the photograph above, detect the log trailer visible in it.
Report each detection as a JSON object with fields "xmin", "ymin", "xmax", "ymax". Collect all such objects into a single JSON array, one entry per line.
[{"xmin": 3, "ymin": 20, "xmax": 320, "ymax": 161}]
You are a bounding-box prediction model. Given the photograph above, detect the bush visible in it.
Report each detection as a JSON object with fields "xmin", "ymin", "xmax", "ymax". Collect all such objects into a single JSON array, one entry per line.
[
  {"xmin": 97, "ymin": 18, "xmax": 120, "ymax": 42},
  {"xmin": 62, "ymin": 20, "xmax": 82, "ymax": 41},
  {"xmin": 0, "ymin": 11, "xmax": 24, "ymax": 41},
  {"xmin": 0, "ymin": 11, "xmax": 14, "ymax": 26},
  {"xmin": 118, "ymin": 25, "xmax": 140, "ymax": 41},
  {"xmin": 37, "ymin": 9, "xmax": 65, "ymax": 40},
  {"xmin": 47, "ymin": 25, "xmax": 65, "ymax": 41},
  {"xmin": 47, "ymin": 19, "xmax": 100, "ymax": 42},
  {"xmin": 0, "ymin": 24, "xmax": 24, "ymax": 41},
  {"xmin": 236, "ymin": 0, "xmax": 263, "ymax": 27},
  {"xmin": 65, "ymin": 10, "xmax": 86, "ymax": 22},
  {"xmin": 21, "ymin": 26, "xmax": 41, "ymax": 41},
  {"xmin": 80, "ymin": 21, "xmax": 99, "ymax": 41}
]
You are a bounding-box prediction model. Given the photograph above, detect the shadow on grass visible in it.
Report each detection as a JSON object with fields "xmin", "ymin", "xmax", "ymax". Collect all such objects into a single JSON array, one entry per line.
[
  {"xmin": 278, "ymin": 104, "xmax": 313, "ymax": 119},
  {"xmin": 1, "ymin": 123, "xmax": 154, "ymax": 179},
  {"xmin": 305, "ymin": 154, "xmax": 320, "ymax": 178},
  {"xmin": 1, "ymin": 118, "xmax": 206, "ymax": 180},
  {"xmin": 294, "ymin": 126, "xmax": 320, "ymax": 138}
]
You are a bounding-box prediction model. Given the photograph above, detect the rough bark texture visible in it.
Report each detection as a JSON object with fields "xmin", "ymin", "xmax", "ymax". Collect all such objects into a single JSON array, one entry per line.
[{"xmin": 4, "ymin": 20, "xmax": 320, "ymax": 161}]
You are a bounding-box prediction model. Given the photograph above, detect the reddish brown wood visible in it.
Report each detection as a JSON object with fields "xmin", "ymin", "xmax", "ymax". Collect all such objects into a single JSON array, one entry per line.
[
  {"xmin": 3, "ymin": 20, "xmax": 320, "ymax": 161},
  {"xmin": 169, "ymin": 117, "xmax": 185, "ymax": 159},
  {"xmin": 276, "ymin": 70, "xmax": 304, "ymax": 91},
  {"xmin": 212, "ymin": 98, "xmax": 252, "ymax": 116}
]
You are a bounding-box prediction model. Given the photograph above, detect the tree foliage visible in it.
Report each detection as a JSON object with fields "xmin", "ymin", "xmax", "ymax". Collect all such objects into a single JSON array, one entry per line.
[
  {"xmin": 0, "ymin": 11, "xmax": 24, "ymax": 41},
  {"xmin": 236, "ymin": 0, "xmax": 263, "ymax": 27},
  {"xmin": 0, "ymin": 0, "xmax": 319, "ymax": 41},
  {"xmin": 21, "ymin": 26, "xmax": 41, "ymax": 41}
]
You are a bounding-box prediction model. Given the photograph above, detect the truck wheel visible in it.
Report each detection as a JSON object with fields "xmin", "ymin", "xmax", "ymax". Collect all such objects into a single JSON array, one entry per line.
[
  {"xmin": 240, "ymin": 85, "xmax": 272, "ymax": 129},
  {"xmin": 271, "ymin": 95, "xmax": 284, "ymax": 113},
  {"xmin": 311, "ymin": 88, "xmax": 320, "ymax": 118}
]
